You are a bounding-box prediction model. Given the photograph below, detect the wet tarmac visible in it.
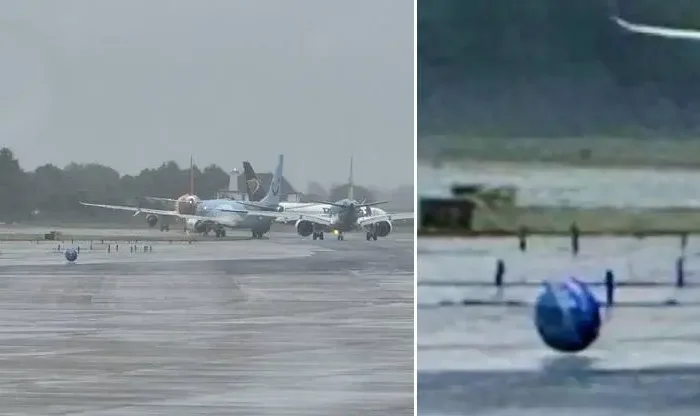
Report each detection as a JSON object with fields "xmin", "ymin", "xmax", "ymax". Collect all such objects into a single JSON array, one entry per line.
[
  {"xmin": 418, "ymin": 236, "xmax": 700, "ymax": 416},
  {"xmin": 0, "ymin": 229, "xmax": 414, "ymax": 415},
  {"xmin": 0, "ymin": 225, "xmax": 254, "ymax": 241}
]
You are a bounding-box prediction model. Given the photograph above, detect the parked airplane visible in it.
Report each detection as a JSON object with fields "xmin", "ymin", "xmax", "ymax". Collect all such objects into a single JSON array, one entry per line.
[
  {"xmin": 80, "ymin": 155, "xmax": 287, "ymax": 239},
  {"xmin": 294, "ymin": 194, "xmax": 413, "ymax": 241},
  {"xmin": 140, "ymin": 158, "xmax": 264, "ymax": 230},
  {"xmin": 240, "ymin": 156, "xmax": 390, "ymax": 224},
  {"xmin": 133, "ymin": 156, "xmax": 199, "ymax": 231},
  {"xmin": 240, "ymin": 156, "xmax": 412, "ymax": 241}
]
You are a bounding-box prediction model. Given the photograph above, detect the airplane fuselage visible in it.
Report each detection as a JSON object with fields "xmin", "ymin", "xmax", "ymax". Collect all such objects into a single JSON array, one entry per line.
[
  {"xmin": 318, "ymin": 199, "xmax": 366, "ymax": 232},
  {"xmin": 186, "ymin": 198, "xmax": 274, "ymax": 232},
  {"xmin": 286, "ymin": 202, "xmax": 385, "ymax": 216}
]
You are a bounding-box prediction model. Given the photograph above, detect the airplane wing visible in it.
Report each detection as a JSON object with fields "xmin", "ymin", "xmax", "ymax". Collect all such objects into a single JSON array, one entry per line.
[
  {"xmin": 613, "ymin": 17, "xmax": 700, "ymax": 40},
  {"xmin": 237, "ymin": 201, "xmax": 280, "ymax": 211},
  {"xmin": 357, "ymin": 212, "xmax": 414, "ymax": 228},
  {"xmin": 79, "ymin": 202, "xmax": 179, "ymax": 217},
  {"xmin": 237, "ymin": 201, "xmax": 317, "ymax": 211},
  {"xmin": 80, "ymin": 201, "xmax": 287, "ymax": 221},
  {"xmin": 233, "ymin": 209, "xmax": 288, "ymax": 219},
  {"xmin": 292, "ymin": 213, "xmax": 334, "ymax": 226},
  {"xmin": 143, "ymin": 196, "xmax": 178, "ymax": 203}
]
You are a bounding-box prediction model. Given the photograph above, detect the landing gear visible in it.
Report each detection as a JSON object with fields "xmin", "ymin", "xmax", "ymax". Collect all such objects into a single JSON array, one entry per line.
[
  {"xmin": 214, "ymin": 228, "xmax": 226, "ymax": 238},
  {"xmin": 160, "ymin": 225, "xmax": 170, "ymax": 232},
  {"xmin": 366, "ymin": 231, "xmax": 377, "ymax": 241},
  {"xmin": 312, "ymin": 232, "xmax": 325, "ymax": 240},
  {"xmin": 337, "ymin": 232, "xmax": 344, "ymax": 241},
  {"xmin": 251, "ymin": 230, "xmax": 265, "ymax": 239}
]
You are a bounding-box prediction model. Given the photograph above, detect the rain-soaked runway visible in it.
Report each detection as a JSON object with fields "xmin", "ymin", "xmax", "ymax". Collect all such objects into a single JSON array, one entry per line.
[
  {"xmin": 418, "ymin": 236, "xmax": 700, "ymax": 416},
  {"xmin": 0, "ymin": 229, "xmax": 414, "ymax": 415}
]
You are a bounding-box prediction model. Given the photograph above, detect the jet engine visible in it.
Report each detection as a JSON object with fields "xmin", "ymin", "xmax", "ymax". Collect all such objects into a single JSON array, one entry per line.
[
  {"xmin": 374, "ymin": 221, "xmax": 392, "ymax": 237},
  {"xmin": 295, "ymin": 219, "xmax": 314, "ymax": 237},
  {"xmin": 146, "ymin": 214, "xmax": 158, "ymax": 228},
  {"xmin": 186, "ymin": 218, "xmax": 208, "ymax": 233}
]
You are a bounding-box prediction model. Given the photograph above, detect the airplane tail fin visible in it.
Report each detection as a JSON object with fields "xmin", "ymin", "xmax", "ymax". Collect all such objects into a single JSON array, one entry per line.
[
  {"xmin": 243, "ymin": 161, "xmax": 266, "ymax": 202},
  {"xmin": 189, "ymin": 156, "xmax": 195, "ymax": 195},
  {"xmin": 259, "ymin": 154, "xmax": 284, "ymax": 207},
  {"xmin": 348, "ymin": 156, "xmax": 354, "ymax": 201}
]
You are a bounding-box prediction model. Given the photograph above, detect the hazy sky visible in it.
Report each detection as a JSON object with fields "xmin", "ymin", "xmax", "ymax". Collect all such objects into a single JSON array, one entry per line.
[{"xmin": 0, "ymin": 0, "xmax": 413, "ymax": 189}]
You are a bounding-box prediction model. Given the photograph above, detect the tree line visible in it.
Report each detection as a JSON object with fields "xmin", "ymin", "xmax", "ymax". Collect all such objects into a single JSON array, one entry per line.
[
  {"xmin": 418, "ymin": 0, "xmax": 700, "ymax": 138},
  {"xmin": 0, "ymin": 148, "xmax": 413, "ymax": 224},
  {"xmin": 0, "ymin": 147, "xmax": 231, "ymax": 223}
]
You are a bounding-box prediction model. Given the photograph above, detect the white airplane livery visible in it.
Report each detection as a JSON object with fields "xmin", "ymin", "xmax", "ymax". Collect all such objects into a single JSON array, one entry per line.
[{"xmin": 240, "ymin": 157, "xmax": 412, "ymax": 241}]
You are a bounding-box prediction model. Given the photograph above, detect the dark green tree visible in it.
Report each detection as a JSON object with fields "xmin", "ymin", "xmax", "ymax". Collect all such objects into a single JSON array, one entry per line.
[
  {"xmin": 0, "ymin": 148, "xmax": 31, "ymax": 222},
  {"xmin": 1, "ymin": 148, "xmax": 231, "ymax": 224},
  {"xmin": 419, "ymin": 0, "xmax": 700, "ymax": 137}
]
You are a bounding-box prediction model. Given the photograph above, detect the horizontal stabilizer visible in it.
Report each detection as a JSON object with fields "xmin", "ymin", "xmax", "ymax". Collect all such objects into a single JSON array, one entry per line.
[{"xmin": 310, "ymin": 200, "xmax": 389, "ymax": 208}]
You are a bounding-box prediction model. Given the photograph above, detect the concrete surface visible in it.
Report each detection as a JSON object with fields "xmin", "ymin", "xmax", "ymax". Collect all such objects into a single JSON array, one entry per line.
[
  {"xmin": 419, "ymin": 161, "xmax": 700, "ymax": 208},
  {"xmin": 418, "ymin": 236, "xmax": 700, "ymax": 416},
  {"xmin": 1, "ymin": 223, "xmax": 415, "ymax": 241},
  {"xmin": 0, "ymin": 229, "xmax": 414, "ymax": 415},
  {"xmin": 0, "ymin": 225, "xmax": 255, "ymax": 242},
  {"xmin": 447, "ymin": 206, "xmax": 700, "ymax": 235}
]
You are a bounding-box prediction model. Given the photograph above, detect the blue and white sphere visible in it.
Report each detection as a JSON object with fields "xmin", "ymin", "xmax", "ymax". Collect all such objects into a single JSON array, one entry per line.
[
  {"xmin": 534, "ymin": 277, "xmax": 601, "ymax": 353},
  {"xmin": 64, "ymin": 248, "xmax": 78, "ymax": 263}
]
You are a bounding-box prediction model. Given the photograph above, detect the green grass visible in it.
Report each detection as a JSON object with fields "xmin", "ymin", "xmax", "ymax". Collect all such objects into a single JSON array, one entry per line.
[{"xmin": 420, "ymin": 136, "xmax": 700, "ymax": 170}]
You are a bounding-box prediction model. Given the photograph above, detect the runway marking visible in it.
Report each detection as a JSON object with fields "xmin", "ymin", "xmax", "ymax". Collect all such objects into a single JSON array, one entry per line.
[{"xmin": 0, "ymin": 348, "xmax": 94, "ymax": 358}]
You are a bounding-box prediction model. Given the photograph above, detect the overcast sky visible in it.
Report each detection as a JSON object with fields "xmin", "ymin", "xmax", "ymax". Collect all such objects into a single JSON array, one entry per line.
[{"xmin": 0, "ymin": 0, "xmax": 413, "ymax": 189}]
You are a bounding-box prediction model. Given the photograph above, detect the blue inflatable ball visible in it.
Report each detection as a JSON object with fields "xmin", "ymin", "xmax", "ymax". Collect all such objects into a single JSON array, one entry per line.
[
  {"xmin": 64, "ymin": 248, "xmax": 78, "ymax": 263},
  {"xmin": 534, "ymin": 277, "xmax": 601, "ymax": 353}
]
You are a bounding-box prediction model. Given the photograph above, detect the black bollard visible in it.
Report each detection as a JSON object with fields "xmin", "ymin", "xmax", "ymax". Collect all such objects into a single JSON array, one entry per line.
[
  {"xmin": 116, "ymin": 244, "xmax": 119, "ymax": 252},
  {"xmin": 494, "ymin": 259, "xmax": 506, "ymax": 300},
  {"xmin": 495, "ymin": 259, "xmax": 505, "ymax": 288},
  {"xmin": 107, "ymin": 244, "xmax": 111, "ymax": 253},
  {"xmin": 681, "ymin": 233, "xmax": 688, "ymax": 252},
  {"xmin": 570, "ymin": 222, "xmax": 580, "ymax": 256},
  {"xmin": 604, "ymin": 269, "xmax": 615, "ymax": 307},
  {"xmin": 676, "ymin": 256, "xmax": 685, "ymax": 288},
  {"xmin": 517, "ymin": 226, "xmax": 527, "ymax": 252}
]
